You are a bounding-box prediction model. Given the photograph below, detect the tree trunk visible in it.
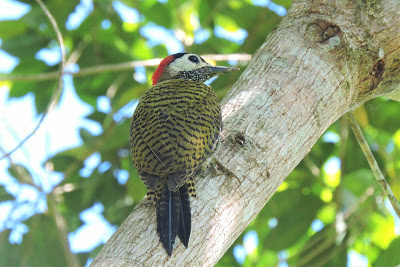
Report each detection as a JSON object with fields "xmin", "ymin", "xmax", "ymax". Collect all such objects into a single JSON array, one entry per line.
[{"xmin": 92, "ymin": 0, "xmax": 400, "ymax": 265}]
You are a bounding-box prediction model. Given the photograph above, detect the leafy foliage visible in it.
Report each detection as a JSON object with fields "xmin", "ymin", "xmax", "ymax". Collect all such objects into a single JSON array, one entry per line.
[{"xmin": 0, "ymin": 0, "xmax": 399, "ymax": 266}]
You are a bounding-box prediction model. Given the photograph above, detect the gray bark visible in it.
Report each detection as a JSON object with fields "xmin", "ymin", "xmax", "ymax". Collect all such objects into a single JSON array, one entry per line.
[{"xmin": 92, "ymin": 0, "xmax": 400, "ymax": 266}]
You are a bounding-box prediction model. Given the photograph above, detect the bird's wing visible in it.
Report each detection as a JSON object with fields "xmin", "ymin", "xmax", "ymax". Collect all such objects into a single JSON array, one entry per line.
[
  {"xmin": 161, "ymin": 84, "xmax": 221, "ymax": 190},
  {"xmin": 130, "ymin": 80, "xmax": 221, "ymax": 191}
]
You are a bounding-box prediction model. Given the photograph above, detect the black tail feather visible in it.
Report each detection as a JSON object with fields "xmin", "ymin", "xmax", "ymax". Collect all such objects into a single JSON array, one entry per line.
[
  {"xmin": 157, "ymin": 184, "xmax": 180, "ymax": 255},
  {"xmin": 178, "ymin": 185, "xmax": 191, "ymax": 248}
]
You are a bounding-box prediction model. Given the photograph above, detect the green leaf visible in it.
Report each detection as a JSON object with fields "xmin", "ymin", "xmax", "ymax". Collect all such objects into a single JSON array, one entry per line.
[
  {"xmin": 198, "ymin": 0, "xmax": 211, "ymax": 26},
  {"xmin": 85, "ymin": 111, "xmax": 107, "ymax": 124},
  {"xmin": 101, "ymin": 120, "xmax": 130, "ymax": 151},
  {"xmin": 140, "ymin": 2, "xmax": 172, "ymax": 28},
  {"xmin": 373, "ymin": 237, "xmax": 400, "ymax": 267},
  {"xmin": 131, "ymin": 39, "xmax": 154, "ymax": 60},
  {"xmin": 0, "ymin": 213, "xmax": 76, "ymax": 267},
  {"xmin": 291, "ymin": 225, "xmax": 348, "ymax": 267},
  {"xmin": 342, "ymin": 169, "xmax": 375, "ymax": 197},
  {"xmin": 112, "ymin": 84, "xmax": 147, "ymax": 111},
  {"xmin": 264, "ymin": 189, "xmax": 324, "ymax": 250},
  {"xmin": 79, "ymin": 128, "xmax": 96, "ymax": 145},
  {"xmin": 7, "ymin": 164, "xmax": 34, "ymax": 184},
  {"xmin": 215, "ymin": 14, "xmax": 240, "ymax": 32},
  {"xmin": 1, "ymin": 33, "xmax": 48, "ymax": 60},
  {"xmin": 0, "ymin": 188, "xmax": 14, "ymax": 202},
  {"xmin": 366, "ymin": 98, "xmax": 400, "ymax": 134},
  {"xmin": 0, "ymin": 20, "xmax": 27, "ymax": 39},
  {"xmin": 367, "ymin": 213, "xmax": 395, "ymax": 249},
  {"xmin": 48, "ymin": 146, "xmax": 90, "ymax": 172}
]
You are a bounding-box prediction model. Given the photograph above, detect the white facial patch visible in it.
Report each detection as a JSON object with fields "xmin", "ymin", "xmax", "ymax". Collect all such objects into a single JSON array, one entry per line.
[{"xmin": 167, "ymin": 54, "xmax": 211, "ymax": 77}]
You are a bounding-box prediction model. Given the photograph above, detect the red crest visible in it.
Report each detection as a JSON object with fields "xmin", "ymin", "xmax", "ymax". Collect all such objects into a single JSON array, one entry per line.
[{"xmin": 151, "ymin": 55, "xmax": 176, "ymax": 85}]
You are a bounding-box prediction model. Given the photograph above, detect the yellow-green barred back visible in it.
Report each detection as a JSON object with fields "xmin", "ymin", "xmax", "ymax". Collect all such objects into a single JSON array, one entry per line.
[{"xmin": 130, "ymin": 79, "xmax": 221, "ymax": 192}]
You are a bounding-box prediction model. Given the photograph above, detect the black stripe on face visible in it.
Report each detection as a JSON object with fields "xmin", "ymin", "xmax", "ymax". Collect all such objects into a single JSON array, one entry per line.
[
  {"xmin": 172, "ymin": 53, "xmax": 188, "ymax": 60},
  {"xmin": 199, "ymin": 56, "xmax": 206, "ymax": 63}
]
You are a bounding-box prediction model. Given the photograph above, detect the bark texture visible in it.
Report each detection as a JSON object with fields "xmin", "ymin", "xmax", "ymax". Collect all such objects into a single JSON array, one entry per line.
[{"xmin": 92, "ymin": 0, "xmax": 400, "ymax": 266}]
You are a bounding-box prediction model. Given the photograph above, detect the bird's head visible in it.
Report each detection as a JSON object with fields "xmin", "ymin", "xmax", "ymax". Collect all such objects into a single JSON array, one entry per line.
[{"xmin": 151, "ymin": 53, "xmax": 239, "ymax": 85}]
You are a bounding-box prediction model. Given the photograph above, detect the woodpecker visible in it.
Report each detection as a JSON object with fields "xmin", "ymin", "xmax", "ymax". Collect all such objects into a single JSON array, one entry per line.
[{"xmin": 130, "ymin": 53, "xmax": 239, "ymax": 255}]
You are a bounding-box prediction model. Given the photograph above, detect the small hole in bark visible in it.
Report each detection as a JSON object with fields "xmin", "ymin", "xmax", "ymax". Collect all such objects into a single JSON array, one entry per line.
[
  {"xmin": 234, "ymin": 132, "xmax": 246, "ymax": 145},
  {"xmin": 371, "ymin": 59, "xmax": 385, "ymax": 78},
  {"xmin": 322, "ymin": 25, "xmax": 340, "ymax": 41}
]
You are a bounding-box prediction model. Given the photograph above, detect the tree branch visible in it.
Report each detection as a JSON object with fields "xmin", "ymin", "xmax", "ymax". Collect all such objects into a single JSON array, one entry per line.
[
  {"xmin": 346, "ymin": 113, "xmax": 400, "ymax": 217},
  {"xmin": 0, "ymin": 54, "xmax": 252, "ymax": 82}
]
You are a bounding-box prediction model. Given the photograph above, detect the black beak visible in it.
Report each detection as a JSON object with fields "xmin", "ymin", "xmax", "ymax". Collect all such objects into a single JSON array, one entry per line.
[{"xmin": 207, "ymin": 65, "xmax": 240, "ymax": 76}]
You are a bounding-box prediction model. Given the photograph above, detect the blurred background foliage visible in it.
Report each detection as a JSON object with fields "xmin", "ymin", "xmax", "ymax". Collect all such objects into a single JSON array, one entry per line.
[{"xmin": 0, "ymin": 0, "xmax": 399, "ymax": 266}]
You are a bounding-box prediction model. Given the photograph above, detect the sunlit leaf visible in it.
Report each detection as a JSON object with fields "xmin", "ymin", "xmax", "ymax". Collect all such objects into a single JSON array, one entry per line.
[
  {"xmin": 0, "ymin": 20, "xmax": 27, "ymax": 39},
  {"xmin": 214, "ymin": 14, "xmax": 240, "ymax": 32},
  {"xmin": 367, "ymin": 213, "xmax": 395, "ymax": 249},
  {"xmin": 373, "ymin": 237, "xmax": 400, "ymax": 267}
]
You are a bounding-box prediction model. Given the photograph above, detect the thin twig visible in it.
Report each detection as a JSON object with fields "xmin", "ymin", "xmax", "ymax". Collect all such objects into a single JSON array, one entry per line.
[
  {"xmin": 1, "ymin": 119, "xmax": 31, "ymax": 160},
  {"xmin": 346, "ymin": 112, "xmax": 400, "ymax": 218},
  {"xmin": 65, "ymin": 41, "xmax": 87, "ymax": 67},
  {"xmin": 302, "ymin": 155, "xmax": 321, "ymax": 177},
  {"xmin": 0, "ymin": 0, "xmax": 66, "ymax": 161},
  {"xmin": 0, "ymin": 54, "xmax": 251, "ymax": 82},
  {"xmin": 339, "ymin": 116, "xmax": 349, "ymax": 177}
]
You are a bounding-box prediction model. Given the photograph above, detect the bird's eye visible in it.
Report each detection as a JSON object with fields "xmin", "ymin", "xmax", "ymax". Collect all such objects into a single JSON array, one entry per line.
[{"xmin": 188, "ymin": 55, "xmax": 199, "ymax": 63}]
